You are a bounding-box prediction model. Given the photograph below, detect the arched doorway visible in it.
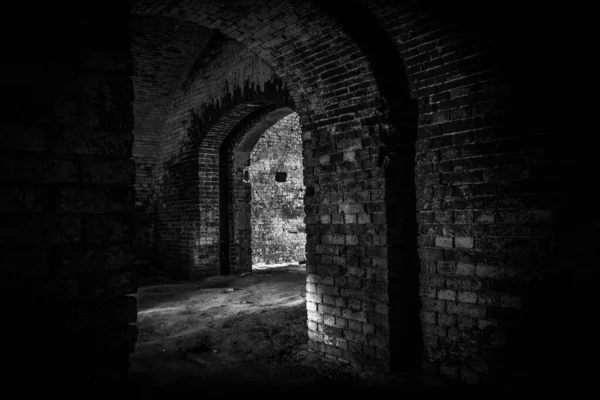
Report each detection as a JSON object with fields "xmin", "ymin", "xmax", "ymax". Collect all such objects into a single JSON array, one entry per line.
[{"xmin": 220, "ymin": 108, "xmax": 305, "ymax": 275}]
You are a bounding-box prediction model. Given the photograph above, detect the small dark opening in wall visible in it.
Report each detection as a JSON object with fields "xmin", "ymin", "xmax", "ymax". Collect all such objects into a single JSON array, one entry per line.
[
  {"xmin": 243, "ymin": 168, "xmax": 250, "ymax": 182},
  {"xmin": 275, "ymin": 172, "xmax": 287, "ymax": 182}
]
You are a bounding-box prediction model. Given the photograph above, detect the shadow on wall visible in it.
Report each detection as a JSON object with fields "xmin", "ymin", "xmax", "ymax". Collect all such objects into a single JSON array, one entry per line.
[
  {"xmin": 316, "ymin": 0, "xmax": 422, "ymax": 373},
  {"xmin": 491, "ymin": 15, "xmax": 579, "ymax": 385}
]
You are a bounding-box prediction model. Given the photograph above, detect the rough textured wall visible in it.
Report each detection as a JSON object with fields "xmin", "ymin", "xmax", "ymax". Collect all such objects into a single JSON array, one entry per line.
[
  {"xmin": 131, "ymin": 0, "xmax": 585, "ymax": 384},
  {"xmin": 361, "ymin": 0, "xmax": 582, "ymax": 389},
  {"xmin": 1, "ymin": 1, "xmax": 136, "ymax": 386},
  {"xmin": 249, "ymin": 113, "xmax": 306, "ymax": 265},
  {"xmin": 132, "ymin": 16, "xmax": 214, "ymax": 254},
  {"xmin": 151, "ymin": 35, "xmax": 294, "ymax": 279},
  {"xmin": 134, "ymin": 0, "xmax": 395, "ymax": 372},
  {"xmin": 0, "ymin": 0, "xmax": 582, "ymax": 391}
]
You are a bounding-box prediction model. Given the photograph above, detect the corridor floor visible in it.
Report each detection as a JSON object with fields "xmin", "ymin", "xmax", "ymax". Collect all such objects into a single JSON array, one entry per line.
[
  {"xmin": 127, "ymin": 263, "xmax": 522, "ymax": 399},
  {"xmin": 130, "ymin": 263, "xmax": 371, "ymax": 392}
]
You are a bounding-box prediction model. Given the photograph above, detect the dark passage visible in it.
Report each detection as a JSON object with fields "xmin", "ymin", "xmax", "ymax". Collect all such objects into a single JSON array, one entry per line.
[{"xmin": 2, "ymin": 0, "xmax": 584, "ymax": 397}]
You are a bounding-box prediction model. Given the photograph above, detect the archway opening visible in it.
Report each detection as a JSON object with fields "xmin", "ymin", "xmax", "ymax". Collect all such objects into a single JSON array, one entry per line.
[
  {"xmin": 219, "ymin": 107, "xmax": 308, "ymax": 276},
  {"xmin": 248, "ymin": 112, "xmax": 307, "ymax": 271},
  {"xmin": 131, "ymin": 0, "xmax": 420, "ymax": 386}
]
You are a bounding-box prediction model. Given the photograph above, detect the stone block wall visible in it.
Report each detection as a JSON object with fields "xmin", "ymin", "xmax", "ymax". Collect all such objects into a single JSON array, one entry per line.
[
  {"xmin": 1, "ymin": 1, "xmax": 137, "ymax": 385},
  {"xmin": 249, "ymin": 113, "xmax": 306, "ymax": 265}
]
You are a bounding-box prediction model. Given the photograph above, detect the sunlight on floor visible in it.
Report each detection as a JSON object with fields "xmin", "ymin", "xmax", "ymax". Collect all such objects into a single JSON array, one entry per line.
[{"xmin": 130, "ymin": 263, "xmax": 368, "ymax": 389}]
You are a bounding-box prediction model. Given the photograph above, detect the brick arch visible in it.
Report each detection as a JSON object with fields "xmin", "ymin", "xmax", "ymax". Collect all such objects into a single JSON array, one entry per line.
[
  {"xmin": 193, "ymin": 102, "xmax": 284, "ymax": 277},
  {"xmin": 195, "ymin": 103, "xmax": 299, "ymax": 277},
  {"xmin": 5, "ymin": 0, "xmax": 581, "ymax": 388},
  {"xmin": 132, "ymin": 0, "xmax": 418, "ymax": 372},
  {"xmin": 235, "ymin": 108, "xmax": 296, "ymax": 153},
  {"xmin": 131, "ymin": 15, "xmax": 216, "ymax": 237},
  {"xmin": 353, "ymin": 0, "xmax": 572, "ymax": 386},
  {"xmin": 222, "ymin": 107, "xmax": 298, "ymax": 275},
  {"xmin": 134, "ymin": 0, "xmax": 572, "ymax": 382},
  {"xmin": 132, "ymin": 0, "xmax": 387, "ymax": 112}
]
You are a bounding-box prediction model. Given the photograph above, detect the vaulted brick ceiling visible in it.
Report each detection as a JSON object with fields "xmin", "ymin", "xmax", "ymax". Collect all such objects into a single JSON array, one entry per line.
[
  {"xmin": 132, "ymin": 15, "xmax": 215, "ymax": 124},
  {"xmin": 131, "ymin": 0, "xmax": 366, "ymax": 108}
]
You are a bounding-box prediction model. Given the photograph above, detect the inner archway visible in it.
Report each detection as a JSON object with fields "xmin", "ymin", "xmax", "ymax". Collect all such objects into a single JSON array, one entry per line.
[
  {"xmin": 220, "ymin": 107, "xmax": 306, "ymax": 275},
  {"xmin": 131, "ymin": 0, "xmax": 423, "ymax": 380}
]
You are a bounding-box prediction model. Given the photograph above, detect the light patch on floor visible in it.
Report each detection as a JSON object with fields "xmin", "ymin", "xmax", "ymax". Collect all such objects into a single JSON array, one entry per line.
[{"xmin": 130, "ymin": 263, "xmax": 364, "ymax": 390}]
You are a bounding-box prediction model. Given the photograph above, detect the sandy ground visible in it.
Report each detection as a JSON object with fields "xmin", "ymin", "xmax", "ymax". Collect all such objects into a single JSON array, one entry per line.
[
  {"xmin": 130, "ymin": 263, "xmax": 383, "ymax": 396},
  {"xmin": 128, "ymin": 263, "xmax": 502, "ymax": 398}
]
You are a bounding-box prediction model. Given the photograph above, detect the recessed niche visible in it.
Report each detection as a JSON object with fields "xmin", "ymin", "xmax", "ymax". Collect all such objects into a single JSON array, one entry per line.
[{"xmin": 275, "ymin": 172, "xmax": 287, "ymax": 182}]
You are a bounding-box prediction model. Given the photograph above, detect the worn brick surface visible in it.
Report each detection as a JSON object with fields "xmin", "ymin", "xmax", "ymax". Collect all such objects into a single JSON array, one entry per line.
[
  {"xmin": 361, "ymin": 0, "xmax": 580, "ymax": 387},
  {"xmin": 249, "ymin": 113, "xmax": 306, "ymax": 265}
]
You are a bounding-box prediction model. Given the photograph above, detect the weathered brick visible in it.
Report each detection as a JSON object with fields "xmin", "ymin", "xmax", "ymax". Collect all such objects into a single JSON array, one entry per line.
[
  {"xmin": 457, "ymin": 292, "xmax": 477, "ymax": 304},
  {"xmin": 342, "ymin": 308, "xmax": 368, "ymax": 323},
  {"xmin": 475, "ymin": 264, "xmax": 499, "ymax": 278},
  {"xmin": 446, "ymin": 303, "xmax": 487, "ymax": 318},
  {"xmin": 308, "ymin": 311, "xmax": 324, "ymax": 324},
  {"xmin": 339, "ymin": 203, "xmax": 364, "ymax": 214},
  {"xmin": 343, "ymin": 330, "xmax": 366, "ymax": 343},
  {"xmin": 456, "ymin": 262, "xmax": 475, "ymax": 275},
  {"xmin": 306, "ymin": 292, "xmax": 322, "ymax": 304},
  {"xmin": 438, "ymin": 289, "xmax": 456, "ymax": 301},
  {"xmin": 420, "ymin": 310, "xmax": 437, "ymax": 324},
  {"xmin": 438, "ymin": 313, "xmax": 457, "ymax": 326},
  {"xmin": 5, "ymin": 0, "xmax": 571, "ymax": 382},
  {"xmin": 435, "ymin": 236, "xmax": 453, "ymax": 248},
  {"xmin": 318, "ymin": 304, "xmax": 342, "ymax": 316},
  {"xmin": 455, "ymin": 237, "xmax": 474, "ymax": 249}
]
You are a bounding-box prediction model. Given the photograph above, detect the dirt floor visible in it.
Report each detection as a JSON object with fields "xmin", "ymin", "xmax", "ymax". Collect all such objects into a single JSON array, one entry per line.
[
  {"xmin": 127, "ymin": 263, "xmax": 507, "ymax": 399},
  {"xmin": 130, "ymin": 263, "xmax": 375, "ymax": 394}
]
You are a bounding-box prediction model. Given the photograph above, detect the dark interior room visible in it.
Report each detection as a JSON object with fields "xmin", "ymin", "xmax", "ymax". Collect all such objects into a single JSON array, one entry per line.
[{"xmin": 1, "ymin": 0, "xmax": 588, "ymax": 398}]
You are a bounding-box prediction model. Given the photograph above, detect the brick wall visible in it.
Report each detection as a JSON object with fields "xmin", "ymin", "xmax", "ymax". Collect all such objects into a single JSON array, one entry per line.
[
  {"xmin": 358, "ymin": 0, "xmax": 537, "ymax": 384},
  {"xmin": 224, "ymin": 106, "xmax": 296, "ymax": 275},
  {"xmin": 0, "ymin": 0, "xmax": 583, "ymax": 391},
  {"xmin": 133, "ymin": 0, "xmax": 397, "ymax": 372},
  {"xmin": 362, "ymin": 0, "xmax": 581, "ymax": 388},
  {"xmin": 249, "ymin": 113, "xmax": 306, "ymax": 265},
  {"xmin": 145, "ymin": 33, "xmax": 294, "ymax": 278},
  {"xmin": 131, "ymin": 15, "xmax": 214, "ymax": 262},
  {"xmin": 1, "ymin": 1, "xmax": 136, "ymax": 385},
  {"xmin": 131, "ymin": 0, "xmax": 585, "ymax": 387}
]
